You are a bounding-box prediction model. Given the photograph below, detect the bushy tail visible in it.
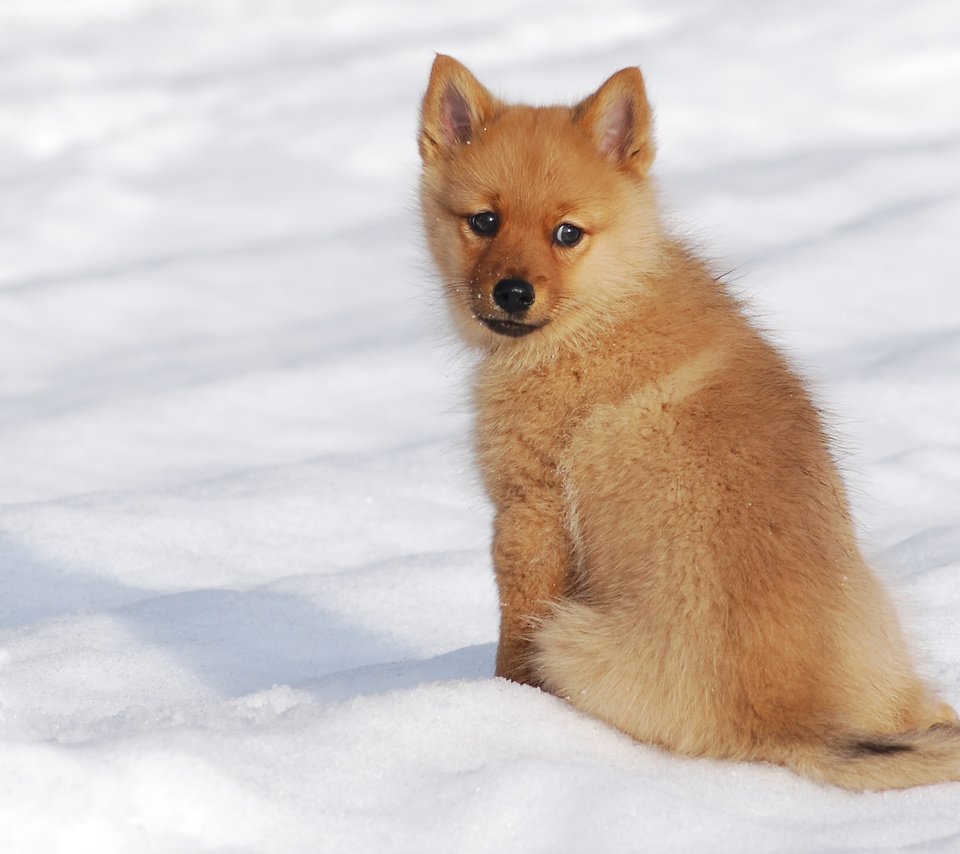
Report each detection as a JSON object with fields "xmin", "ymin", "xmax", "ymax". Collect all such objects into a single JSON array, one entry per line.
[
  {"xmin": 785, "ymin": 726, "xmax": 960, "ymax": 791},
  {"xmin": 532, "ymin": 600, "xmax": 960, "ymax": 791}
]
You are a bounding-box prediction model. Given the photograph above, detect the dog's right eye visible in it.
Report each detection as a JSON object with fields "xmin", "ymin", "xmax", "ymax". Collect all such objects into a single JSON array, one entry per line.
[{"xmin": 468, "ymin": 212, "xmax": 499, "ymax": 236}]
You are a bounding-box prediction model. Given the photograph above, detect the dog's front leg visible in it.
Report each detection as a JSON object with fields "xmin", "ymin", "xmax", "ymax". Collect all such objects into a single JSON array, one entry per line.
[{"xmin": 491, "ymin": 495, "xmax": 573, "ymax": 685}]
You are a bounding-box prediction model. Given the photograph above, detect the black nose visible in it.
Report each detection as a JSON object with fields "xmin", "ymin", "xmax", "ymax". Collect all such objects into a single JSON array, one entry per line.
[{"xmin": 492, "ymin": 278, "xmax": 535, "ymax": 314}]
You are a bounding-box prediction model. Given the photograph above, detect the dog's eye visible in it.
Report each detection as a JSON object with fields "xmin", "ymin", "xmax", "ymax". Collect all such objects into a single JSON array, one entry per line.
[
  {"xmin": 468, "ymin": 212, "xmax": 499, "ymax": 236},
  {"xmin": 554, "ymin": 222, "xmax": 583, "ymax": 247}
]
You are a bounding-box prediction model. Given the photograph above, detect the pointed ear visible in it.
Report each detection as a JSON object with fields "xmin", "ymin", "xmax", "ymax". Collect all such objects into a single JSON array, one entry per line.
[
  {"xmin": 419, "ymin": 55, "xmax": 496, "ymax": 162},
  {"xmin": 575, "ymin": 67, "xmax": 655, "ymax": 175}
]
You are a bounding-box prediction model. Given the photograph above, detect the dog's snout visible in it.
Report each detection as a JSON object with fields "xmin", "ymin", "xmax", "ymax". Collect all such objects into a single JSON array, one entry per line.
[{"xmin": 493, "ymin": 278, "xmax": 535, "ymax": 314}]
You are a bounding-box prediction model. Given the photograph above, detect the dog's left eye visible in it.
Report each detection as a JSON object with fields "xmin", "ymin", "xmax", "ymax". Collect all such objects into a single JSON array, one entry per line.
[{"xmin": 554, "ymin": 223, "xmax": 583, "ymax": 247}]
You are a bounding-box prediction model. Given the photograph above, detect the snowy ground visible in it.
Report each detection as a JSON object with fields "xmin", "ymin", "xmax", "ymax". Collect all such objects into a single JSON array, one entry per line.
[{"xmin": 2, "ymin": 1, "xmax": 960, "ymax": 851}]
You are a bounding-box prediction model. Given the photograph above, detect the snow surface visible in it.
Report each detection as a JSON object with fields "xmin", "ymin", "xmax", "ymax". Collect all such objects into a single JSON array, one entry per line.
[{"xmin": 2, "ymin": 0, "xmax": 960, "ymax": 851}]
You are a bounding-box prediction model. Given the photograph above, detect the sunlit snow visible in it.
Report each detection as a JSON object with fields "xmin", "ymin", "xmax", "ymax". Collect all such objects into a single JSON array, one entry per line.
[{"xmin": 2, "ymin": 1, "xmax": 959, "ymax": 851}]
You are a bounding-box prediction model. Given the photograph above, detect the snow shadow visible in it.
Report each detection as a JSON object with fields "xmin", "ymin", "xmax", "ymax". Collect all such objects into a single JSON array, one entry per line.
[
  {"xmin": 0, "ymin": 533, "xmax": 142, "ymax": 629},
  {"xmin": 306, "ymin": 642, "xmax": 497, "ymax": 704},
  {"xmin": 0, "ymin": 534, "xmax": 488, "ymax": 700},
  {"xmin": 116, "ymin": 587, "xmax": 417, "ymax": 697}
]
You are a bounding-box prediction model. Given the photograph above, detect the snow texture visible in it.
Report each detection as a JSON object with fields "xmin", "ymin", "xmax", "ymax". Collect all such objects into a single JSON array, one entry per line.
[{"xmin": 2, "ymin": 1, "xmax": 960, "ymax": 851}]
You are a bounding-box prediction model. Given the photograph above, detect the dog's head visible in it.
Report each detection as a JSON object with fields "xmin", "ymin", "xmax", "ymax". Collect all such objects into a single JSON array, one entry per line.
[{"xmin": 418, "ymin": 55, "xmax": 662, "ymax": 355}]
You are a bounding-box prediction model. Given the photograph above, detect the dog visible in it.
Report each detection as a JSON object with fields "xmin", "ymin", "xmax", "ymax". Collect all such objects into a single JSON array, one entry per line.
[{"xmin": 417, "ymin": 54, "xmax": 960, "ymax": 790}]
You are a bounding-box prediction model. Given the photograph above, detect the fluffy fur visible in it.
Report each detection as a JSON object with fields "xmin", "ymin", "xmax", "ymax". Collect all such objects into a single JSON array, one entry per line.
[{"xmin": 418, "ymin": 54, "xmax": 960, "ymax": 790}]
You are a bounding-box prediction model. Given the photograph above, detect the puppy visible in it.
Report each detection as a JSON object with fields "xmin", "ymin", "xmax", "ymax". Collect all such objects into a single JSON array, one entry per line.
[{"xmin": 418, "ymin": 54, "xmax": 959, "ymax": 790}]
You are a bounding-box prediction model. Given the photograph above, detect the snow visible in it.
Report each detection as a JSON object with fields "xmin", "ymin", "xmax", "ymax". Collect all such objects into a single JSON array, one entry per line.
[{"xmin": 2, "ymin": 0, "xmax": 959, "ymax": 850}]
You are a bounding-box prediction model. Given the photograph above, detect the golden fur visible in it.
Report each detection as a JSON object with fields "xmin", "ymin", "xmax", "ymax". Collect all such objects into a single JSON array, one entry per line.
[{"xmin": 418, "ymin": 54, "xmax": 960, "ymax": 790}]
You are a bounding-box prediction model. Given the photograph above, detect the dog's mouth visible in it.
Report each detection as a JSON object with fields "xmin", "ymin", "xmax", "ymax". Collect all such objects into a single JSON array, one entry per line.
[{"xmin": 479, "ymin": 317, "xmax": 547, "ymax": 337}]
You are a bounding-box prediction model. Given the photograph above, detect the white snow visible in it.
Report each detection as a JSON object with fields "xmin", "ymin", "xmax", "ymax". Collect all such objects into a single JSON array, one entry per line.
[{"xmin": 2, "ymin": 0, "xmax": 960, "ymax": 850}]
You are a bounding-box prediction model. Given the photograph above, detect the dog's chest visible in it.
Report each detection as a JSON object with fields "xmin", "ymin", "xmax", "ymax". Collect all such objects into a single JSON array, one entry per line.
[{"xmin": 473, "ymin": 358, "xmax": 594, "ymax": 482}]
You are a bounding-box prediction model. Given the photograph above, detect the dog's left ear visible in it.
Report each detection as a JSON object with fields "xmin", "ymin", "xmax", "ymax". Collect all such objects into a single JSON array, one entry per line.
[
  {"xmin": 419, "ymin": 55, "xmax": 496, "ymax": 162},
  {"xmin": 575, "ymin": 68, "xmax": 655, "ymax": 175}
]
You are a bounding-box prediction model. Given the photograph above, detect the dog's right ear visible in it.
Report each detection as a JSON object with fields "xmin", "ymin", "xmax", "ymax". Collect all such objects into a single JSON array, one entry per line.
[{"xmin": 419, "ymin": 55, "xmax": 496, "ymax": 162}]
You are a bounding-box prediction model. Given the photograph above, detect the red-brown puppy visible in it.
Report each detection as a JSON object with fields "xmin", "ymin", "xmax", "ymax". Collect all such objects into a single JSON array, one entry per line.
[{"xmin": 418, "ymin": 55, "xmax": 959, "ymax": 790}]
